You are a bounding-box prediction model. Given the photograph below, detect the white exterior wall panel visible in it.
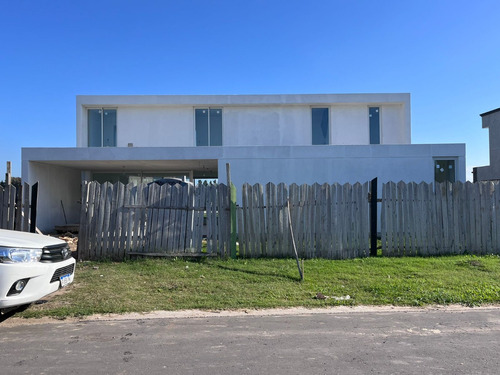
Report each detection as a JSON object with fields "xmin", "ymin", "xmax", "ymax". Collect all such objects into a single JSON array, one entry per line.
[
  {"xmin": 22, "ymin": 143, "xmax": 466, "ymax": 232},
  {"xmin": 25, "ymin": 163, "xmax": 81, "ymax": 232},
  {"xmin": 117, "ymin": 107, "xmax": 194, "ymax": 147},
  {"xmin": 217, "ymin": 144, "xmax": 466, "ymax": 190},
  {"xmin": 224, "ymin": 106, "xmax": 311, "ymax": 146},
  {"xmin": 381, "ymin": 104, "xmax": 410, "ymax": 144},
  {"xmin": 331, "ymin": 105, "xmax": 369, "ymax": 145},
  {"xmin": 76, "ymin": 94, "xmax": 412, "ymax": 147}
]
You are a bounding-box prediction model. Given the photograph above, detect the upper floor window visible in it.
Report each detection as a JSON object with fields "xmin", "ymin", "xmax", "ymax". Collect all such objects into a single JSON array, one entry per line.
[
  {"xmin": 195, "ymin": 108, "xmax": 222, "ymax": 146},
  {"xmin": 369, "ymin": 107, "xmax": 380, "ymax": 144},
  {"xmin": 88, "ymin": 108, "xmax": 117, "ymax": 147},
  {"xmin": 312, "ymin": 108, "xmax": 329, "ymax": 145}
]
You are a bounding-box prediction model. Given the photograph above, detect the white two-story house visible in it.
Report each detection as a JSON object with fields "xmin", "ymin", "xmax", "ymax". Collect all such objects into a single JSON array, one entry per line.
[{"xmin": 22, "ymin": 93, "xmax": 465, "ymax": 232}]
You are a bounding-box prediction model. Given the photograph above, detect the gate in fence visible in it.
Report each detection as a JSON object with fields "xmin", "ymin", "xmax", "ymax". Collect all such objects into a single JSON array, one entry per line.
[{"xmin": 78, "ymin": 181, "xmax": 231, "ymax": 260}]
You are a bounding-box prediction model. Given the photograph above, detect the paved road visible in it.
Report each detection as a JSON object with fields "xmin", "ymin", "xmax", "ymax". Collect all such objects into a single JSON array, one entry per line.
[{"xmin": 1, "ymin": 306, "xmax": 500, "ymax": 374}]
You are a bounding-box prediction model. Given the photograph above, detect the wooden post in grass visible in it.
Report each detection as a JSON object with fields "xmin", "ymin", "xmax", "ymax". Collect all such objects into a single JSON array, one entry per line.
[
  {"xmin": 370, "ymin": 178, "xmax": 378, "ymax": 256},
  {"xmin": 287, "ymin": 199, "xmax": 303, "ymax": 281},
  {"xmin": 226, "ymin": 163, "xmax": 237, "ymax": 259}
]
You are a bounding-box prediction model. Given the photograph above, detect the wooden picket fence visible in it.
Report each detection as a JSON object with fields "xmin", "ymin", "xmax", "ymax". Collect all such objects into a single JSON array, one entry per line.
[
  {"xmin": 0, "ymin": 183, "xmax": 35, "ymax": 232},
  {"xmin": 78, "ymin": 181, "xmax": 231, "ymax": 260},
  {"xmin": 237, "ymin": 182, "xmax": 370, "ymax": 259},
  {"xmin": 77, "ymin": 180, "xmax": 500, "ymax": 261},
  {"xmin": 381, "ymin": 181, "xmax": 500, "ymax": 256}
]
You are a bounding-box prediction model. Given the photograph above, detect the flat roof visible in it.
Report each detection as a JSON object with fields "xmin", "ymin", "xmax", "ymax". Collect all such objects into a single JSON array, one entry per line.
[
  {"xmin": 480, "ymin": 107, "xmax": 500, "ymax": 117},
  {"xmin": 76, "ymin": 93, "xmax": 410, "ymax": 107}
]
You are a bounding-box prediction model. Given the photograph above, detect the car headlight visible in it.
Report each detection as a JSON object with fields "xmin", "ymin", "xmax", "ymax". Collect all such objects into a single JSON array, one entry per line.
[{"xmin": 0, "ymin": 247, "xmax": 42, "ymax": 263}]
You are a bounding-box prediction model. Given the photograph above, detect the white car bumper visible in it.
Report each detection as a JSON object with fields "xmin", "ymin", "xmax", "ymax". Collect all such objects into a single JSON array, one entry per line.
[{"xmin": 0, "ymin": 257, "xmax": 76, "ymax": 309}]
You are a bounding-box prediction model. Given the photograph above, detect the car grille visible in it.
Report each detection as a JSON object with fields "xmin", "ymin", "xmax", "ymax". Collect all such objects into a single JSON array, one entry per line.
[
  {"xmin": 50, "ymin": 264, "xmax": 75, "ymax": 283},
  {"xmin": 41, "ymin": 243, "xmax": 73, "ymax": 263}
]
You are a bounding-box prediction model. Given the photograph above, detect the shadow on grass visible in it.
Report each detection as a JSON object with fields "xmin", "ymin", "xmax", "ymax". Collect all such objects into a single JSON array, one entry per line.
[
  {"xmin": 0, "ymin": 304, "xmax": 31, "ymax": 324},
  {"xmin": 215, "ymin": 264, "xmax": 301, "ymax": 282}
]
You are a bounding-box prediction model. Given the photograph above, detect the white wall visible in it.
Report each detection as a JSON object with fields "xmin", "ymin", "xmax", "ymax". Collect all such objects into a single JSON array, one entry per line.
[
  {"xmin": 218, "ymin": 144, "xmax": 466, "ymax": 193},
  {"xmin": 22, "ymin": 143, "xmax": 465, "ymax": 231},
  {"xmin": 76, "ymin": 94, "xmax": 411, "ymax": 148},
  {"xmin": 224, "ymin": 106, "xmax": 311, "ymax": 146},
  {"xmin": 331, "ymin": 105, "xmax": 370, "ymax": 144},
  {"xmin": 24, "ymin": 162, "xmax": 82, "ymax": 233},
  {"xmin": 382, "ymin": 104, "xmax": 410, "ymax": 144},
  {"xmin": 117, "ymin": 107, "xmax": 194, "ymax": 147}
]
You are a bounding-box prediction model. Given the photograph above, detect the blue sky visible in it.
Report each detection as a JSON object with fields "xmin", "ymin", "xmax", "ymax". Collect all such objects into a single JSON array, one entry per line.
[{"xmin": 1, "ymin": 0, "xmax": 499, "ymax": 179}]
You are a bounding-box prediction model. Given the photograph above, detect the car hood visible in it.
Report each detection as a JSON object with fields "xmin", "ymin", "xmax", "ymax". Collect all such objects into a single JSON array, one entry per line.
[{"xmin": 0, "ymin": 229, "xmax": 67, "ymax": 249}]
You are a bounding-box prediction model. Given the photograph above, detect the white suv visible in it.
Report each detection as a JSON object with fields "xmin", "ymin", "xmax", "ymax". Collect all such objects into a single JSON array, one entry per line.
[{"xmin": 0, "ymin": 229, "xmax": 76, "ymax": 313}]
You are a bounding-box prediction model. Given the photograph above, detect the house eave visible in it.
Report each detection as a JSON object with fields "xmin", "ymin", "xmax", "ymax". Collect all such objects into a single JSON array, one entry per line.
[
  {"xmin": 76, "ymin": 93, "xmax": 411, "ymax": 108},
  {"xmin": 480, "ymin": 107, "xmax": 500, "ymax": 117}
]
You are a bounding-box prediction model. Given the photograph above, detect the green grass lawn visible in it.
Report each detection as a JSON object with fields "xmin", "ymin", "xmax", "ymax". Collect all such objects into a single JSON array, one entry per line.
[{"xmin": 16, "ymin": 255, "xmax": 500, "ymax": 318}]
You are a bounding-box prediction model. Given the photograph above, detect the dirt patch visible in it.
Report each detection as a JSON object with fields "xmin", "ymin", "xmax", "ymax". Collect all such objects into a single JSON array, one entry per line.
[{"xmin": 3, "ymin": 305, "xmax": 500, "ymax": 327}]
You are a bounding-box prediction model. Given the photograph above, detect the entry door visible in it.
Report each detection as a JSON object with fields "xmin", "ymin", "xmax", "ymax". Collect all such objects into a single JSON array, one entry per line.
[{"xmin": 435, "ymin": 160, "xmax": 455, "ymax": 183}]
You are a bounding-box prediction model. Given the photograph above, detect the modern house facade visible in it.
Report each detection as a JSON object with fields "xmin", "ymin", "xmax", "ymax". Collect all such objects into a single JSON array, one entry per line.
[
  {"xmin": 473, "ymin": 108, "xmax": 500, "ymax": 182},
  {"xmin": 22, "ymin": 93, "xmax": 466, "ymax": 232}
]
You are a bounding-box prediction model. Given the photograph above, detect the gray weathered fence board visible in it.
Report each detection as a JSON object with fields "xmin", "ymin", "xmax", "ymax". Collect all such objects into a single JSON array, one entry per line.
[
  {"xmin": 381, "ymin": 181, "xmax": 500, "ymax": 256},
  {"xmin": 79, "ymin": 180, "xmax": 500, "ymax": 261},
  {"xmin": 78, "ymin": 182, "xmax": 230, "ymax": 260},
  {"xmin": 238, "ymin": 182, "xmax": 370, "ymax": 260},
  {"xmin": 0, "ymin": 183, "xmax": 33, "ymax": 232}
]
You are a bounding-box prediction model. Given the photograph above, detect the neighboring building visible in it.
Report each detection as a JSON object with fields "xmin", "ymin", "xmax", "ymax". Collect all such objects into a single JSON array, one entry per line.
[
  {"xmin": 473, "ymin": 108, "xmax": 500, "ymax": 182},
  {"xmin": 22, "ymin": 93, "xmax": 466, "ymax": 232}
]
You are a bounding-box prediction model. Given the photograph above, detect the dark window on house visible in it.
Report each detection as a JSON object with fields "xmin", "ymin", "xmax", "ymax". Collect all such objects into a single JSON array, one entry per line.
[
  {"xmin": 88, "ymin": 109, "xmax": 117, "ymax": 147},
  {"xmin": 195, "ymin": 108, "xmax": 222, "ymax": 146},
  {"xmin": 312, "ymin": 108, "xmax": 329, "ymax": 145},
  {"xmin": 369, "ymin": 107, "xmax": 380, "ymax": 144},
  {"xmin": 435, "ymin": 160, "xmax": 456, "ymax": 183}
]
